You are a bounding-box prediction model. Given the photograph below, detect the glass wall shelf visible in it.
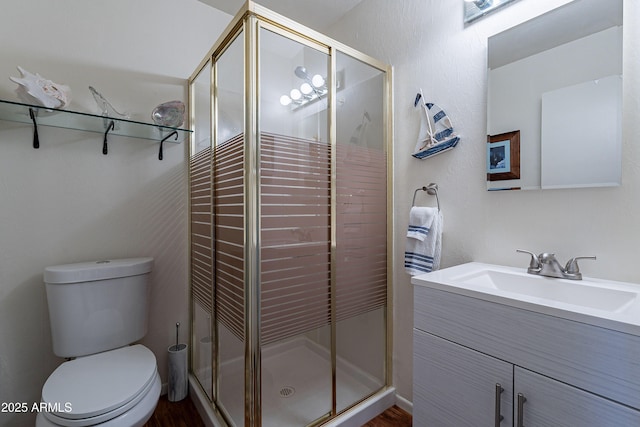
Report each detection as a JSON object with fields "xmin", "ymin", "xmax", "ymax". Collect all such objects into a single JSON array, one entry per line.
[{"xmin": 0, "ymin": 98, "xmax": 191, "ymax": 143}]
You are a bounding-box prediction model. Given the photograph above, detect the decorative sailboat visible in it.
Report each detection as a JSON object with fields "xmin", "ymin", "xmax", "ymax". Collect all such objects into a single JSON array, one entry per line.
[{"xmin": 412, "ymin": 90, "xmax": 460, "ymax": 159}]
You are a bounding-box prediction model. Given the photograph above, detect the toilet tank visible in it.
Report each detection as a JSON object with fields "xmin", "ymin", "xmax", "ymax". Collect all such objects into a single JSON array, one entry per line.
[{"xmin": 44, "ymin": 258, "xmax": 154, "ymax": 358}]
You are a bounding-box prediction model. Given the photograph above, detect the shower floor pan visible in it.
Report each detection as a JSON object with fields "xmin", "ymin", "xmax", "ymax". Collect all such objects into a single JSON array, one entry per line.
[{"xmin": 217, "ymin": 336, "xmax": 384, "ymax": 427}]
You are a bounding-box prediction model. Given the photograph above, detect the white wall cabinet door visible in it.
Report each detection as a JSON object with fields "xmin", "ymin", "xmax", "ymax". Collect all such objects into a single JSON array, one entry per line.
[
  {"xmin": 414, "ymin": 330, "xmax": 514, "ymax": 427},
  {"xmin": 514, "ymin": 367, "xmax": 640, "ymax": 427}
]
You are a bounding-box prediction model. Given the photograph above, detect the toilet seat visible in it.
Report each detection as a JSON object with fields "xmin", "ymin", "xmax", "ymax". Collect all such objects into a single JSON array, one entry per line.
[{"xmin": 40, "ymin": 345, "xmax": 158, "ymax": 426}]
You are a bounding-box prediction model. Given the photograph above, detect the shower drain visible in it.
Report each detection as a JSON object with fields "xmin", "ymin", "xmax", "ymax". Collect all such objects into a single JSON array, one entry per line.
[{"xmin": 279, "ymin": 386, "xmax": 296, "ymax": 398}]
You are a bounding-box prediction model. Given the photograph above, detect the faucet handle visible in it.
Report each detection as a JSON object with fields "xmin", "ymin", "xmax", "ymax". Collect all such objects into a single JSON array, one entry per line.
[
  {"xmin": 516, "ymin": 249, "xmax": 541, "ymax": 272},
  {"xmin": 564, "ymin": 256, "xmax": 597, "ymax": 275}
]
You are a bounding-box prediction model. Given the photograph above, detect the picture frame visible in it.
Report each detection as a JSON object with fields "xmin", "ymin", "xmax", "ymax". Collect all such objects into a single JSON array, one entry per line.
[{"xmin": 487, "ymin": 130, "xmax": 520, "ymax": 181}]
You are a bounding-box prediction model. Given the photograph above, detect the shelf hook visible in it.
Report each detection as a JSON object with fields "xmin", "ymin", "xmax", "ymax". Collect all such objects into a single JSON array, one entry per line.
[
  {"xmin": 103, "ymin": 120, "xmax": 115, "ymax": 155},
  {"xmin": 29, "ymin": 108, "xmax": 40, "ymax": 149},
  {"xmin": 159, "ymin": 130, "xmax": 178, "ymax": 160}
]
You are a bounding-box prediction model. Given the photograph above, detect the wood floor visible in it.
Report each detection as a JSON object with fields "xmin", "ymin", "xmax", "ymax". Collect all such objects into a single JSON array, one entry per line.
[
  {"xmin": 361, "ymin": 405, "xmax": 412, "ymax": 426},
  {"xmin": 145, "ymin": 395, "xmax": 412, "ymax": 427},
  {"xmin": 144, "ymin": 394, "xmax": 205, "ymax": 427}
]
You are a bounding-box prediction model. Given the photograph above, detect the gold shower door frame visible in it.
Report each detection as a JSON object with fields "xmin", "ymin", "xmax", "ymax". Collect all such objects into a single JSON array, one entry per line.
[{"xmin": 188, "ymin": 2, "xmax": 394, "ymax": 426}]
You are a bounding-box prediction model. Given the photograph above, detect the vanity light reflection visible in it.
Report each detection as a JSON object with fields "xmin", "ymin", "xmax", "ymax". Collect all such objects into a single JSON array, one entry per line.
[{"xmin": 279, "ymin": 72, "xmax": 328, "ymax": 107}]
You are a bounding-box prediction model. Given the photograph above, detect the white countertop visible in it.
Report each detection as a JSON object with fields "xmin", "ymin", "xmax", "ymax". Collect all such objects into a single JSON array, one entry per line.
[{"xmin": 412, "ymin": 262, "xmax": 640, "ymax": 336}]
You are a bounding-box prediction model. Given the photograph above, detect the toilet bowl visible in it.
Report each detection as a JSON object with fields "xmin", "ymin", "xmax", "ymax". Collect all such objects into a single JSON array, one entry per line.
[
  {"xmin": 36, "ymin": 345, "xmax": 161, "ymax": 427},
  {"xmin": 39, "ymin": 258, "xmax": 159, "ymax": 427}
]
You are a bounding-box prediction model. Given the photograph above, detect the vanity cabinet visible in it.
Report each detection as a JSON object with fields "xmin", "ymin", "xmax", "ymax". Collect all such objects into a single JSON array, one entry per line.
[
  {"xmin": 513, "ymin": 366, "xmax": 639, "ymax": 426},
  {"xmin": 414, "ymin": 329, "xmax": 513, "ymax": 426},
  {"xmin": 413, "ymin": 285, "xmax": 640, "ymax": 427}
]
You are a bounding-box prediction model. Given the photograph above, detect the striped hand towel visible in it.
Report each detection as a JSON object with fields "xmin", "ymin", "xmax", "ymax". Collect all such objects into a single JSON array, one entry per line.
[{"xmin": 405, "ymin": 207, "xmax": 443, "ymax": 275}]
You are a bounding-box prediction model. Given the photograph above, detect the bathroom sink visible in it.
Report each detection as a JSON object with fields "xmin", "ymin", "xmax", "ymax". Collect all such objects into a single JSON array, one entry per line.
[
  {"xmin": 412, "ymin": 262, "xmax": 640, "ymax": 336},
  {"xmin": 453, "ymin": 269, "xmax": 636, "ymax": 312}
]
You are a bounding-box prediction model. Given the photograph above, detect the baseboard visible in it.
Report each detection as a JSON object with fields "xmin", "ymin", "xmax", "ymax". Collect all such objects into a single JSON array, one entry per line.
[{"xmin": 394, "ymin": 393, "xmax": 413, "ymax": 415}]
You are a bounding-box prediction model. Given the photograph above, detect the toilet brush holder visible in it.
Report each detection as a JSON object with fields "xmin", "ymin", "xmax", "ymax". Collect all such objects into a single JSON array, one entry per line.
[{"xmin": 168, "ymin": 343, "xmax": 188, "ymax": 402}]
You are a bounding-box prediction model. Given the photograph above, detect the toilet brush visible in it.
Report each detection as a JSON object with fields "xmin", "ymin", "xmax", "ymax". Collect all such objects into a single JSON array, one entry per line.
[{"xmin": 168, "ymin": 321, "xmax": 187, "ymax": 401}]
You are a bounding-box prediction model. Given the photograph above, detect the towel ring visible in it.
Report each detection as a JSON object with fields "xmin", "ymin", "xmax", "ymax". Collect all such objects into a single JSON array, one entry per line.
[{"xmin": 412, "ymin": 183, "xmax": 440, "ymax": 211}]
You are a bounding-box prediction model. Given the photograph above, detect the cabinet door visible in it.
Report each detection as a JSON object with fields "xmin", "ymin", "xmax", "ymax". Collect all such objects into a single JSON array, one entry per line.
[
  {"xmin": 514, "ymin": 367, "xmax": 640, "ymax": 427},
  {"xmin": 414, "ymin": 329, "xmax": 514, "ymax": 427}
]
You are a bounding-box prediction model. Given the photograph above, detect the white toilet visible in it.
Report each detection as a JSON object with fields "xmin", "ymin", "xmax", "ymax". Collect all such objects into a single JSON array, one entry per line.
[{"xmin": 36, "ymin": 258, "xmax": 161, "ymax": 427}]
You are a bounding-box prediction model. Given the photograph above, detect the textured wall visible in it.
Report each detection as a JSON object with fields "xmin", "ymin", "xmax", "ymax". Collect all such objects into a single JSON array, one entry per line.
[
  {"xmin": 328, "ymin": 0, "xmax": 640, "ymax": 405},
  {"xmin": 0, "ymin": 1, "xmax": 228, "ymax": 425}
]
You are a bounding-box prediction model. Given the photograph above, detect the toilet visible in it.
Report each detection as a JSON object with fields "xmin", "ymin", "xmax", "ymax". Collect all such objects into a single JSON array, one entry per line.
[{"xmin": 36, "ymin": 258, "xmax": 161, "ymax": 427}]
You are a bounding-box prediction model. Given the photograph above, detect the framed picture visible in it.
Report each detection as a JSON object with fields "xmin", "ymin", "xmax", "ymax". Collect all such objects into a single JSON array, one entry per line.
[{"xmin": 487, "ymin": 130, "xmax": 520, "ymax": 181}]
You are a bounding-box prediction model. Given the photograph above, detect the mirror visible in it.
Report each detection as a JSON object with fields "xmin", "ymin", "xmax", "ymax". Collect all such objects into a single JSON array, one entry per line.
[{"xmin": 486, "ymin": 0, "xmax": 623, "ymax": 191}]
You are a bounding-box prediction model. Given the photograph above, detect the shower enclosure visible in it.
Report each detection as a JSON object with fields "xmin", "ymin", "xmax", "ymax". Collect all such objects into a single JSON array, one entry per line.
[{"xmin": 188, "ymin": 2, "xmax": 392, "ymax": 426}]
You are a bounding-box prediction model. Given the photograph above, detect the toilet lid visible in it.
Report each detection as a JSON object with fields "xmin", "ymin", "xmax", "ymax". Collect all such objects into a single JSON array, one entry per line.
[{"xmin": 42, "ymin": 344, "xmax": 157, "ymax": 420}]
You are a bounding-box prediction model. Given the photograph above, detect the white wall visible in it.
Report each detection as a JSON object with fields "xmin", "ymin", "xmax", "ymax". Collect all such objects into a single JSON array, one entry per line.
[
  {"xmin": 0, "ymin": 1, "xmax": 229, "ymax": 425},
  {"xmin": 328, "ymin": 0, "xmax": 640, "ymax": 406}
]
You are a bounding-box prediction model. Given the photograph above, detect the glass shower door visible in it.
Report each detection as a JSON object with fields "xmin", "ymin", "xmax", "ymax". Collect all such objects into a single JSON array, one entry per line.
[
  {"xmin": 215, "ymin": 30, "xmax": 246, "ymax": 427},
  {"xmin": 258, "ymin": 26, "xmax": 332, "ymax": 427},
  {"xmin": 190, "ymin": 60, "xmax": 213, "ymax": 401},
  {"xmin": 335, "ymin": 51, "xmax": 388, "ymax": 412}
]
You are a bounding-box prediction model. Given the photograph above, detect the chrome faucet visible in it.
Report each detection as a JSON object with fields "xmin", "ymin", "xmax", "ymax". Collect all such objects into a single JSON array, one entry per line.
[{"xmin": 516, "ymin": 250, "xmax": 596, "ymax": 280}]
